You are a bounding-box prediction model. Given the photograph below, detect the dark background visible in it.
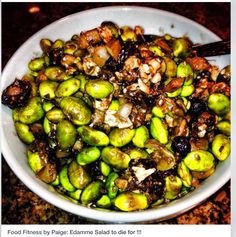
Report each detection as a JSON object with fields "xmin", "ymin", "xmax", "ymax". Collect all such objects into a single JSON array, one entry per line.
[{"xmin": 2, "ymin": 2, "xmax": 230, "ymax": 224}]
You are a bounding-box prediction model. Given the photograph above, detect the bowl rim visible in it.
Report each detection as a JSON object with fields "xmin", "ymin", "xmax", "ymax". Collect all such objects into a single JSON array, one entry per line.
[{"xmin": 1, "ymin": 5, "xmax": 230, "ymax": 223}]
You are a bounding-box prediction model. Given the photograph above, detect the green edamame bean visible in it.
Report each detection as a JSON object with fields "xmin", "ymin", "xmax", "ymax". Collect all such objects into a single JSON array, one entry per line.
[
  {"xmin": 45, "ymin": 66, "xmax": 71, "ymax": 81},
  {"xmin": 64, "ymin": 41, "xmax": 78, "ymax": 55},
  {"xmin": 101, "ymin": 146, "xmax": 130, "ymax": 170},
  {"xmin": 177, "ymin": 161, "xmax": 192, "ymax": 187},
  {"xmin": 164, "ymin": 175, "xmax": 182, "ymax": 200},
  {"xmin": 46, "ymin": 108, "xmax": 65, "ymax": 123},
  {"xmin": 212, "ymin": 134, "xmax": 230, "ymax": 161},
  {"xmin": 173, "ymin": 38, "xmax": 191, "ymax": 57},
  {"xmin": 132, "ymin": 125, "xmax": 149, "ymax": 148},
  {"xmin": 28, "ymin": 57, "xmax": 45, "ymax": 71},
  {"xmin": 208, "ymin": 93, "xmax": 230, "ymax": 116},
  {"xmin": 105, "ymin": 172, "xmax": 119, "ymax": 199},
  {"xmin": 27, "ymin": 150, "xmax": 45, "ymax": 174},
  {"xmin": 37, "ymin": 163, "xmax": 57, "ymax": 184},
  {"xmin": 12, "ymin": 109, "xmax": 19, "ymax": 122},
  {"xmin": 152, "ymin": 106, "xmax": 165, "ymax": 118},
  {"xmin": 99, "ymin": 161, "xmax": 111, "ymax": 176},
  {"xmin": 15, "ymin": 122, "xmax": 35, "ymax": 144},
  {"xmin": 42, "ymin": 101, "xmax": 55, "ymax": 112},
  {"xmin": 96, "ymin": 195, "xmax": 111, "ymax": 208},
  {"xmin": 147, "ymin": 143, "xmax": 175, "ymax": 171},
  {"xmin": 164, "ymin": 57, "xmax": 177, "ymax": 77},
  {"xmin": 151, "ymin": 198, "xmax": 164, "ymax": 207},
  {"xmin": 182, "ymin": 97, "xmax": 191, "ymax": 110},
  {"xmin": 44, "ymin": 56, "xmax": 50, "ymax": 66},
  {"xmin": 177, "ymin": 62, "xmax": 194, "ymax": 85},
  {"xmin": 68, "ymin": 160, "xmax": 91, "ymax": 189},
  {"xmin": 75, "ymin": 74, "xmax": 88, "ymax": 92},
  {"xmin": 59, "ymin": 165, "xmax": 76, "ymax": 192},
  {"xmin": 51, "ymin": 39, "xmax": 64, "ymax": 49},
  {"xmin": 108, "ymin": 100, "xmax": 120, "ymax": 111},
  {"xmin": 77, "ymin": 126, "xmax": 109, "ymax": 146},
  {"xmin": 180, "ymin": 84, "xmax": 195, "ymax": 97},
  {"xmin": 166, "ymin": 87, "xmax": 182, "ymax": 98},
  {"xmin": 76, "ymin": 146, "xmax": 101, "ymax": 165},
  {"xmin": 50, "ymin": 174, "xmax": 60, "ymax": 186},
  {"xmin": 43, "ymin": 117, "xmax": 54, "ymax": 135},
  {"xmin": 68, "ymin": 189, "xmax": 82, "ymax": 200},
  {"xmin": 55, "ymin": 78, "xmax": 81, "ymax": 97},
  {"xmin": 85, "ymin": 79, "xmax": 114, "ymax": 99},
  {"xmin": 160, "ymin": 60, "xmax": 167, "ymax": 75},
  {"xmin": 44, "ymin": 56, "xmax": 50, "ymax": 67},
  {"xmin": 128, "ymin": 148, "xmax": 148, "ymax": 159},
  {"xmin": 149, "ymin": 45, "xmax": 164, "ymax": 57},
  {"xmin": 81, "ymin": 180, "xmax": 103, "ymax": 205},
  {"xmin": 114, "ymin": 192, "xmax": 148, "ymax": 211},
  {"xmin": 216, "ymin": 121, "xmax": 230, "ymax": 136},
  {"xmin": 60, "ymin": 96, "xmax": 92, "ymax": 125},
  {"xmin": 39, "ymin": 81, "xmax": 59, "ymax": 100},
  {"xmin": 150, "ymin": 117, "xmax": 168, "ymax": 144},
  {"xmin": 13, "ymin": 97, "xmax": 44, "ymax": 124},
  {"xmin": 40, "ymin": 38, "xmax": 52, "ymax": 54},
  {"xmin": 56, "ymin": 120, "xmax": 77, "ymax": 150},
  {"xmin": 121, "ymin": 26, "xmax": 136, "ymax": 41},
  {"xmin": 183, "ymin": 150, "xmax": 215, "ymax": 172},
  {"xmin": 109, "ymin": 128, "xmax": 135, "ymax": 147}
]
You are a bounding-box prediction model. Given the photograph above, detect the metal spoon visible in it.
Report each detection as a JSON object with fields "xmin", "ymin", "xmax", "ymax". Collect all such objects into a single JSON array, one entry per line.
[{"xmin": 142, "ymin": 35, "xmax": 230, "ymax": 57}]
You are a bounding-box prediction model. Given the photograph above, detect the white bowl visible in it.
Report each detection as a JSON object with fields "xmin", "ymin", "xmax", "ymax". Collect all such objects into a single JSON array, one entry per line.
[{"xmin": 1, "ymin": 6, "xmax": 230, "ymax": 223}]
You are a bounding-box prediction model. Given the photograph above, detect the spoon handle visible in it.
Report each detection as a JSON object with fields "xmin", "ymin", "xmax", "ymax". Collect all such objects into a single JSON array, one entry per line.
[
  {"xmin": 142, "ymin": 34, "xmax": 230, "ymax": 57},
  {"xmin": 192, "ymin": 40, "xmax": 230, "ymax": 57}
]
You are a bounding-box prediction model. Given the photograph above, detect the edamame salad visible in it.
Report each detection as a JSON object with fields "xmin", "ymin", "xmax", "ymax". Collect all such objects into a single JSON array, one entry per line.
[{"xmin": 1, "ymin": 22, "xmax": 230, "ymax": 211}]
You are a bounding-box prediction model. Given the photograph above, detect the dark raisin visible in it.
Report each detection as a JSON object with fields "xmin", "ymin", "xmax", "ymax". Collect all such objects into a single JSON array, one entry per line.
[
  {"xmin": 189, "ymin": 98, "xmax": 206, "ymax": 115},
  {"xmin": 1, "ymin": 79, "xmax": 32, "ymax": 109},
  {"xmin": 140, "ymin": 172, "xmax": 165, "ymax": 202},
  {"xmin": 49, "ymin": 47, "xmax": 64, "ymax": 66},
  {"xmin": 117, "ymin": 41, "xmax": 137, "ymax": 66},
  {"xmin": 143, "ymin": 93, "xmax": 159, "ymax": 107},
  {"xmin": 105, "ymin": 57, "xmax": 121, "ymax": 71},
  {"xmin": 171, "ymin": 136, "xmax": 191, "ymax": 157},
  {"xmin": 198, "ymin": 70, "xmax": 211, "ymax": 79},
  {"xmin": 89, "ymin": 161, "xmax": 103, "ymax": 180}
]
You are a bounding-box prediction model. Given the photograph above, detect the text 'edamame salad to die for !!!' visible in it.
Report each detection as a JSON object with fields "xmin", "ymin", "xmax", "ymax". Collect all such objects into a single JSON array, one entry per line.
[{"xmin": 2, "ymin": 22, "xmax": 230, "ymax": 211}]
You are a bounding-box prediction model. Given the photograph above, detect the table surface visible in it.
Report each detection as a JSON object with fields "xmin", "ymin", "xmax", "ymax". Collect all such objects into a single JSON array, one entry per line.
[{"xmin": 1, "ymin": 2, "xmax": 230, "ymax": 224}]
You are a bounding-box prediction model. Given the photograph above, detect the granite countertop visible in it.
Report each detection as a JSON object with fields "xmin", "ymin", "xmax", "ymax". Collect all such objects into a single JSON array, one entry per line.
[{"xmin": 2, "ymin": 2, "xmax": 230, "ymax": 224}]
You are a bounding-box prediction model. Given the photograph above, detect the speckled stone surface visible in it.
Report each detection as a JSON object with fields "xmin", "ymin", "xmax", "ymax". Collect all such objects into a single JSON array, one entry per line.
[{"xmin": 2, "ymin": 2, "xmax": 230, "ymax": 224}]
